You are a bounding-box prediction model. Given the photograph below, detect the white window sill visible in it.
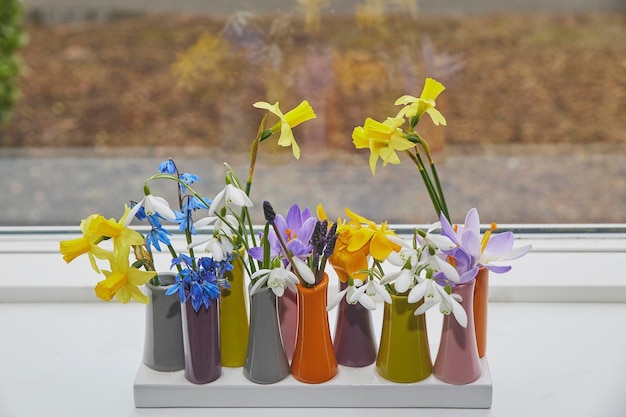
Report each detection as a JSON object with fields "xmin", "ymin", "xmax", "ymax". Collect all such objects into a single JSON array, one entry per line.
[{"xmin": 1, "ymin": 225, "xmax": 625, "ymax": 303}]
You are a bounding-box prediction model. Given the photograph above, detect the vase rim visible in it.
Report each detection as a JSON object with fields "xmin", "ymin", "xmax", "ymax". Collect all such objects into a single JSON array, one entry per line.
[{"xmin": 296, "ymin": 272, "xmax": 328, "ymax": 293}]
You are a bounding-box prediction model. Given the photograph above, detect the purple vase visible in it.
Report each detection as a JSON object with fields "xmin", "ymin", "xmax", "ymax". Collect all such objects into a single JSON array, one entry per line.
[
  {"xmin": 333, "ymin": 281, "xmax": 377, "ymax": 367},
  {"xmin": 433, "ymin": 279, "xmax": 481, "ymax": 385},
  {"xmin": 181, "ymin": 299, "xmax": 221, "ymax": 384}
]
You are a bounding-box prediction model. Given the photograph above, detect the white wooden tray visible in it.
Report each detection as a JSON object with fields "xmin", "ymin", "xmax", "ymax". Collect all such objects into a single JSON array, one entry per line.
[{"xmin": 134, "ymin": 357, "xmax": 492, "ymax": 408}]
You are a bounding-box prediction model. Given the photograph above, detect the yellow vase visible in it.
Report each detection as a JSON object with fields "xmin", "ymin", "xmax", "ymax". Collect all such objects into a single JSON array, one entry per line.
[
  {"xmin": 375, "ymin": 294, "xmax": 432, "ymax": 383},
  {"xmin": 219, "ymin": 252, "xmax": 249, "ymax": 367}
]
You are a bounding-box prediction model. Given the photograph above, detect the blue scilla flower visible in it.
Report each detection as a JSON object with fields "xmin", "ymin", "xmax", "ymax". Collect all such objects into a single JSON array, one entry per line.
[
  {"xmin": 145, "ymin": 225, "xmax": 172, "ymax": 252},
  {"xmin": 179, "ymin": 173, "xmax": 201, "ymax": 193},
  {"xmin": 158, "ymin": 159, "xmax": 177, "ymax": 175}
]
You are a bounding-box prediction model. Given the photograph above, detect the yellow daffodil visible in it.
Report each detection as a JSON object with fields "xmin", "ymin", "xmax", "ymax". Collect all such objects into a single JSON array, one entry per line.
[
  {"xmin": 253, "ymin": 100, "xmax": 317, "ymax": 159},
  {"xmin": 344, "ymin": 208, "xmax": 401, "ymax": 261},
  {"xmin": 88, "ymin": 205, "xmax": 145, "ymax": 250},
  {"xmin": 59, "ymin": 214, "xmax": 110, "ymax": 272},
  {"xmin": 317, "ymin": 204, "xmax": 368, "ymax": 282},
  {"xmin": 95, "ymin": 244, "xmax": 155, "ymax": 304},
  {"xmin": 395, "ymin": 77, "xmax": 447, "ymax": 126},
  {"xmin": 352, "ymin": 117, "xmax": 415, "ymax": 175}
]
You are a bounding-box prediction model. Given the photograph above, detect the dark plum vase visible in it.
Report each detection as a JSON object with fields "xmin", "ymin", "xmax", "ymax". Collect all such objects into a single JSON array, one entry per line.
[
  {"xmin": 142, "ymin": 273, "xmax": 185, "ymax": 372},
  {"xmin": 181, "ymin": 299, "xmax": 221, "ymax": 384},
  {"xmin": 333, "ymin": 280, "xmax": 377, "ymax": 367}
]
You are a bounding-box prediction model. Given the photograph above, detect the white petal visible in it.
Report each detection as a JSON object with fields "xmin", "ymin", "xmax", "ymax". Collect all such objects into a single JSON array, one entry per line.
[
  {"xmin": 193, "ymin": 216, "xmax": 218, "ymax": 230},
  {"xmin": 357, "ymin": 293, "xmax": 377, "ymax": 310},
  {"xmin": 347, "ymin": 284, "xmax": 368, "ymax": 304},
  {"xmin": 327, "ymin": 288, "xmax": 347, "ymax": 311},
  {"xmin": 450, "ymin": 298, "xmax": 468, "ymax": 328},
  {"xmin": 208, "ymin": 188, "xmax": 226, "ymax": 216},
  {"xmin": 434, "ymin": 256, "xmax": 460, "ymax": 283},
  {"xmin": 125, "ymin": 198, "xmax": 144, "ymax": 226},
  {"xmin": 250, "ymin": 274, "xmax": 269, "ymax": 295},
  {"xmin": 394, "ymin": 269, "xmax": 414, "ymax": 293},
  {"xmin": 373, "ymin": 281, "xmax": 392, "ymax": 304},
  {"xmin": 380, "ymin": 270, "xmax": 402, "ymax": 285},
  {"xmin": 291, "ymin": 257, "xmax": 316, "ymax": 285},
  {"xmin": 146, "ymin": 195, "xmax": 176, "ymax": 220},
  {"xmin": 407, "ymin": 279, "xmax": 429, "ymax": 303}
]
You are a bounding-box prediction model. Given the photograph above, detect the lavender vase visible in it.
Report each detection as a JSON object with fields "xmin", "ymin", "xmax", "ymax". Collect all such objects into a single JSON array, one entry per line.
[
  {"xmin": 433, "ymin": 279, "xmax": 481, "ymax": 385},
  {"xmin": 181, "ymin": 299, "xmax": 221, "ymax": 384},
  {"xmin": 333, "ymin": 281, "xmax": 377, "ymax": 367}
]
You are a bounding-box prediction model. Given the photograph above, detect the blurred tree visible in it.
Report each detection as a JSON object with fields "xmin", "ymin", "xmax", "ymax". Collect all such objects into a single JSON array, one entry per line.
[{"xmin": 0, "ymin": 0, "xmax": 25, "ymax": 125}]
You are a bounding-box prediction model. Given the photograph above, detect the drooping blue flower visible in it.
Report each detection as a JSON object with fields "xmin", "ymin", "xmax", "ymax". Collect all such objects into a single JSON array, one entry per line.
[
  {"xmin": 179, "ymin": 173, "xmax": 201, "ymax": 193},
  {"xmin": 158, "ymin": 159, "xmax": 177, "ymax": 175},
  {"xmin": 145, "ymin": 225, "xmax": 172, "ymax": 252}
]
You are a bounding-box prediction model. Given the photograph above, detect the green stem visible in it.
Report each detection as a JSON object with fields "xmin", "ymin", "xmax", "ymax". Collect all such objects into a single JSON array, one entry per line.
[
  {"xmin": 427, "ymin": 154, "xmax": 450, "ymax": 221},
  {"xmin": 406, "ymin": 150, "xmax": 443, "ymax": 218}
]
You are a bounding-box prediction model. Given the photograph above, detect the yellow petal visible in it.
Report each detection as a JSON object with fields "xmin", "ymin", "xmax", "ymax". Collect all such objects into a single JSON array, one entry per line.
[
  {"xmin": 283, "ymin": 100, "xmax": 316, "ymax": 128},
  {"xmin": 421, "ymin": 78, "xmax": 446, "ymax": 101},
  {"xmin": 60, "ymin": 238, "xmax": 91, "ymax": 263},
  {"xmin": 426, "ymin": 107, "xmax": 447, "ymax": 126},
  {"xmin": 95, "ymin": 272, "xmax": 127, "ymax": 302},
  {"xmin": 369, "ymin": 231, "xmax": 395, "ymax": 260},
  {"xmin": 347, "ymin": 228, "xmax": 375, "ymax": 252}
]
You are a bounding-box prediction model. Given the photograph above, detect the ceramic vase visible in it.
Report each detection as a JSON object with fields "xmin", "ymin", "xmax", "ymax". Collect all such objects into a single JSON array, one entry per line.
[
  {"xmin": 433, "ymin": 279, "xmax": 482, "ymax": 384},
  {"xmin": 290, "ymin": 274, "xmax": 338, "ymax": 383},
  {"xmin": 142, "ymin": 272, "xmax": 185, "ymax": 371},
  {"xmin": 278, "ymin": 287, "xmax": 298, "ymax": 361},
  {"xmin": 219, "ymin": 251, "xmax": 249, "ymax": 367},
  {"xmin": 333, "ymin": 280, "xmax": 377, "ymax": 367},
  {"xmin": 375, "ymin": 294, "xmax": 432, "ymax": 383},
  {"xmin": 243, "ymin": 286, "xmax": 290, "ymax": 384},
  {"xmin": 181, "ymin": 299, "xmax": 221, "ymax": 384},
  {"xmin": 474, "ymin": 268, "xmax": 489, "ymax": 358}
]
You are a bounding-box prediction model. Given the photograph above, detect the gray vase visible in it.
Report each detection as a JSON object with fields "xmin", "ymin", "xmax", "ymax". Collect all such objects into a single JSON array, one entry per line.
[
  {"xmin": 243, "ymin": 286, "xmax": 290, "ymax": 384},
  {"xmin": 142, "ymin": 272, "xmax": 185, "ymax": 372}
]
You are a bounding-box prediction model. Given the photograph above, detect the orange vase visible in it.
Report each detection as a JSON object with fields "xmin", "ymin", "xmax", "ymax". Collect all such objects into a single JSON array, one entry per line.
[
  {"xmin": 290, "ymin": 274, "xmax": 338, "ymax": 384},
  {"xmin": 473, "ymin": 267, "xmax": 489, "ymax": 358}
]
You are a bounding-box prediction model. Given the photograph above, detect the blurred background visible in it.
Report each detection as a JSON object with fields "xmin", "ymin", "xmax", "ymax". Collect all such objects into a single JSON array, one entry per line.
[{"xmin": 1, "ymin": 0, "xmax": 625, "ymax": 225}]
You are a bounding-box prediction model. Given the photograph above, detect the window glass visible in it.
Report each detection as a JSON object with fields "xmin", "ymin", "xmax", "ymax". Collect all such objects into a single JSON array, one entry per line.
[{"xmin": 1, "ymin": 1, "xmax": 625, "ymax": 226}]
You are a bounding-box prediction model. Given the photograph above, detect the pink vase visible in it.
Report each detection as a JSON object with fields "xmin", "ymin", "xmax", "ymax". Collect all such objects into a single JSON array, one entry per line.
[
  {"xmin": 278, "ymin": 287, "xmax": 298, "ymax": 362},
  {"xmin": 433, "ymin": 279, "xmax": 481, "ymax": 385}
]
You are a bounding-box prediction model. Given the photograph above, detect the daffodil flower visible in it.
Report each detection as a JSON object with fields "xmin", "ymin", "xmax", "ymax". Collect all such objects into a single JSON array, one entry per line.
[
  {"xmin": 250, "ymin": 267, "xmax": 299, "ymax": 297},
  {"xmin": 208, "ymin": 183, "xmax": 253, "ymax": 217},
  {"xmin": 59, "ymin": 214, "xmax": 111, "ymax": 272},
  {"xmin": 395, "ymin": 77, "xmax": 447, "ymax": 126},
  {"xmin": 353, "ymin": 116, "xmax": 415, "ymax": 175},
  {"xmin": 253, "ymin": 100, "xmax": 317, "ymax": 159},
  {"xmin": 88, "ymin": 205, "xmax": 145, "ymax": 249},
  {"xmin": 95, "ymin": 244, "xmax": 156, "ymax": 304},
  {"xmin": 345, "ymin": 208, "xmax": 401, "ymax": 261}
]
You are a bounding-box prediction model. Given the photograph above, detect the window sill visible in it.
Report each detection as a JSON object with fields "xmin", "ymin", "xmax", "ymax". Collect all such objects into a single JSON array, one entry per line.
[{"xmin": 1, "ymin": 225, "xmax": 625, "ymax": 303}]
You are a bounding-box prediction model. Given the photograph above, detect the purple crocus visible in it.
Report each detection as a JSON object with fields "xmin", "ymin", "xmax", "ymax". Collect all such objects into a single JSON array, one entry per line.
[
  {"xmin": 249, "ymin": 203, "xmax": 317, "ymax": 262},
  {"xmin": 439, "ymin": 208, "xmax": 531, "ymax": 283}
]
